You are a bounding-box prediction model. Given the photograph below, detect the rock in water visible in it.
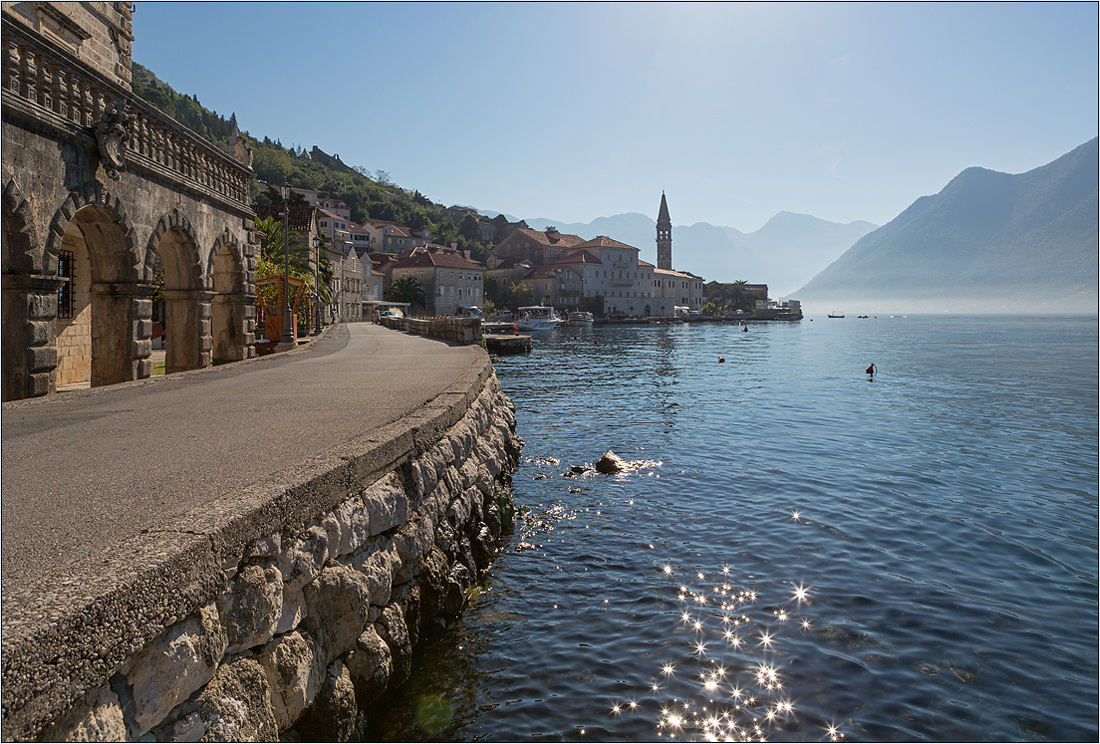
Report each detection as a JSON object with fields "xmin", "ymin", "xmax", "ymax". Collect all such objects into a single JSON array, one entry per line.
[{"xmin": 595, "ymin": 451, "xmax": 627, "ymax": 474}]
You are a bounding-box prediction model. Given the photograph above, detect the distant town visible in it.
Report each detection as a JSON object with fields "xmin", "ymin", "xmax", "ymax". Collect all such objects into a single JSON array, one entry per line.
[{"xmin": 266, "ymin": 186, "xmax": 800, "ymax": 330}]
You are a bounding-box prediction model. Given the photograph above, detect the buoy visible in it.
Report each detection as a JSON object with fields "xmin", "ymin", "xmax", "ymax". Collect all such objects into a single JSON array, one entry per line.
[
  {"xmin": 742, "ymin": 326, "xmax": 748, "ymax": 333},
  {"xmin": 866, "ymin": 363, "xmax": 877, "ymax": 375},
  {"xmin": 719, "ymin": 357, "xmax": 725, "ymax": 363}
]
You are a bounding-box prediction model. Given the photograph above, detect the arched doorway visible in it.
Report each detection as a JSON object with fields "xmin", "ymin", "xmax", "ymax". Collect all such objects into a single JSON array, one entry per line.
[
  {"xmin": 208, "ymin": 237, "xmax": 247, "ymax": 365},
  {"xmin": 152, "ymin": 227, "xmax": 205, "ymax": 375},
  {"xmin": 53, "ymin": 204, "xmax": 144, "ymax": 388}
]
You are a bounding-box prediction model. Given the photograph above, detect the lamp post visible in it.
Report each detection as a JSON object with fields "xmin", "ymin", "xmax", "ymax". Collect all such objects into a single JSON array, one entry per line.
[
  {"xmin": 279, "ymin": 181, "xmax": 295, "ymax": 346},
  {"xmin": 312, "ymin": 234, "xmax": 323, "ymax": 335}
]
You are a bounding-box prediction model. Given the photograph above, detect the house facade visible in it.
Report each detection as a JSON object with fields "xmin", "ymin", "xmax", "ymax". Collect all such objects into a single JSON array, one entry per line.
[{"xmin": 390, "ymin": 247, "xmax": 485, "ymax": 316}]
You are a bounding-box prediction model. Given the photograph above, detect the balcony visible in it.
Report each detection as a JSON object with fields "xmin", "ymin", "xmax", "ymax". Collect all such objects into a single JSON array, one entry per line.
[{"xmin": 2, "ymin": 20, "xmax": 252, "ymax": 212}]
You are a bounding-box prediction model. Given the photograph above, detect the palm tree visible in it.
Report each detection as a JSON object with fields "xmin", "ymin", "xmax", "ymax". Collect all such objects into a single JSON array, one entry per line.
[{"xmin": 386, "ymin": 275, "xmax": 425, "ymax": 308}]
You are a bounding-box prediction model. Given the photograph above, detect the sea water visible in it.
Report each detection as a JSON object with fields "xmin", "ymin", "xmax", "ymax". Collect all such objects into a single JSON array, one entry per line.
[{"xmin": 366, "ymin": 315, "xmax": 1098, "ymax": 742}]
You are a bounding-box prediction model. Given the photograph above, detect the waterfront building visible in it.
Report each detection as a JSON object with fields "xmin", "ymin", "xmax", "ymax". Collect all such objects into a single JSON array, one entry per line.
[
  {"xmin": 572, "ymin": 236, "xmax": 666, "ymax": 316},
  {"xmin": 653, "ymin": 267, "xmax": 705, "ymax": 313},
  {"xmin": 2, "ymin": 2, "xmax": 256, "ymax": 399},
  {"xmin": 390, "ymin": 246, "xmax": 485, "ymax": 316},
  {"xmin": 495, "ymin": 227, "xmax": 587, "ymax": 265},
  {"xmin": 325, "ymin": 243, "xmax": 362, "ymax": 322}
]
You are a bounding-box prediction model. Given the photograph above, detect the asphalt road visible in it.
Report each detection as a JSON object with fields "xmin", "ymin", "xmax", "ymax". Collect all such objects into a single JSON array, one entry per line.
[{"xmin": 0, "ymin": 323, "xmax": 487, "ymax": 596}]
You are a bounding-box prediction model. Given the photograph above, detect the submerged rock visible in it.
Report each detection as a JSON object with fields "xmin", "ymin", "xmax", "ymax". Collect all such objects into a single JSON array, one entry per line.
[{"xmin": 595, "ymin": 451, "xmax": 628, "ymax": 474}]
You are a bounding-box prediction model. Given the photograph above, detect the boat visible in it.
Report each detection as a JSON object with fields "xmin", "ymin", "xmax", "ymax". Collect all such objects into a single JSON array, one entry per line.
[
  {"xmin": 516, "ymin": 305, "xmax": 562, "ymax": 331},
  {"xmin": 828, "ymin": 311, "xmax": 845, "ymax": 318},
  {"xmin": 566, "ymin": 311, "xmax": 594, "ymax": 327}
]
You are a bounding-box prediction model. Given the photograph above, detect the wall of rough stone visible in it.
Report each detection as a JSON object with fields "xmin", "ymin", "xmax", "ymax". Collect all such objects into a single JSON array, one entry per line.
[
  {"xmin": 35, "ymin": 374, "xmax": 523, "ymax": 742},
  {"xmin": 379, "ymin": 316, "xmax": 483, "ymax": 346}
]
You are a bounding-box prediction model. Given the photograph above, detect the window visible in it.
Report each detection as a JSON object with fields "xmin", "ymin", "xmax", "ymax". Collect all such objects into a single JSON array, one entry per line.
[{"xmin": 57, "ymin": 249, "xmax": 74, "ymax": 319}]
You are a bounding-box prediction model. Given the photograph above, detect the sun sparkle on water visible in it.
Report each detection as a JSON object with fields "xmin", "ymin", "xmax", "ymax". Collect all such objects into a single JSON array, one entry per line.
[{"xmin": 603, "ymin": 562, "xmax": 846, "ymax": 742}]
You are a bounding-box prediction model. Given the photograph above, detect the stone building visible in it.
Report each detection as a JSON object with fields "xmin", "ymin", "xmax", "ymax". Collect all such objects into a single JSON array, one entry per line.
[
  {"xmin": 390, "ymin": 246, "xmax": 485, "ymax": 316},
  {"xmin": 328, "ymin": 245, "xmax": 362, "ymax": 322},
  {"xmin": 494, "ymin": 227, "xmax": 587, "ymax": 265},
  {"xmin": 2, "ymin": 2, "xmax": 256, "ymax": 400}
]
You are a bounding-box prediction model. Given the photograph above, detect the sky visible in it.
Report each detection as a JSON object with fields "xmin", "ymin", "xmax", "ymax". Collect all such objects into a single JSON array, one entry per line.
[{"xmin": 132, "ymin": 2, "xmax": 1098, "ymax": 231}]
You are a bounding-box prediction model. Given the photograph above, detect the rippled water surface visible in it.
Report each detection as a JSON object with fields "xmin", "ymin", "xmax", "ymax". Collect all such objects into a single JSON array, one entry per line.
[{"xmin": 367, "ymin": 315, "xmax": 1098, "ymax": 742}]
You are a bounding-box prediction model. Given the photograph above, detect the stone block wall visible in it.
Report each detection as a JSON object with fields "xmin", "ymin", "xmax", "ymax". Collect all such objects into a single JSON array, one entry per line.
[
  {"xmin": 381, "ymin": 316, "xmax": 483, "ymax": 346},
  {"xmin": 38, "ymin": 374, "xmax": 523, "ymax": 742}
]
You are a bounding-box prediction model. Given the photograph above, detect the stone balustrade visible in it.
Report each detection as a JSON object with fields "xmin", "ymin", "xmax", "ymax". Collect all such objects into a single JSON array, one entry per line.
[{"xmin": 2, "ymin": 20, "xmax": 251, "ymax": 211}]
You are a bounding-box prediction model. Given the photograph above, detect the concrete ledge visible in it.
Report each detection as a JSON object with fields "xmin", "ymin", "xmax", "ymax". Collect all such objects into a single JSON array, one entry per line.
[{"xmin": 0, "ymin": 338, "xmax": 505, "ymax": 741}]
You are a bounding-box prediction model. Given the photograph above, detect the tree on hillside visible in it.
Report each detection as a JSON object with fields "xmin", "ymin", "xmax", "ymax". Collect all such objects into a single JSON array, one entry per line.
[{"xmin": 459, "ymin": 214, "xmax": 481, "ymax": 243}]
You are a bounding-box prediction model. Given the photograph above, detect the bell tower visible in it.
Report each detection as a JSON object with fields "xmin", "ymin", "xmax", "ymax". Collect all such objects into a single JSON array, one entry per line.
[{"xmin": 656, "ymin": 191, "xmax": 672, "ymax": 271}]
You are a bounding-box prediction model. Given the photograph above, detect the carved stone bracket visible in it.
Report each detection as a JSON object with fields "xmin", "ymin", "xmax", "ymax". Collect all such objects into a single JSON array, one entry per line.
[{"xmin": 95, "ymin": 101, "xmax": 134, "ymax": 180}]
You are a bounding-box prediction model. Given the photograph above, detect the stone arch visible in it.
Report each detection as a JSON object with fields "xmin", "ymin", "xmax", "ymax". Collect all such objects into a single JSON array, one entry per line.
[
  {"xmin": 47, "ymin": 184, "xmax": 151, "ymax": 388},
  {"xmin": 2, "ymin": 173, "xmax": 45, "ymax": 400},
  {"xmin": 207, "ymin": 227, "xmax": 249, "ymax": 364},
  {"xmin": 205, "ymin": 227, "xmax": 245, "ymax": 294},
  {"xmin": 45, "ymin": 181, "xmax": 140, "ymax": 280},
  {"xmin": 144, "ymin": 209, "xmax": 202, "ymax": 287},
  {"xmin": 147, "ymin": 209, "xmax": 207, "ymax": 374},
  {"xmin": 2, "ymin": 172, "xmax": 40, "ymax": 275}
]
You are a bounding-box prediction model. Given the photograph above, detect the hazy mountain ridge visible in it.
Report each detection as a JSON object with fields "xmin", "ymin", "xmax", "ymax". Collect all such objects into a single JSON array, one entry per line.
[
  {"xmin": 482, "ymin": 210, "xmax": 877, "ymax": 295},
  {"xmin": 794, "ymin": 138, "xmax": 1099, "ymax": 313}
]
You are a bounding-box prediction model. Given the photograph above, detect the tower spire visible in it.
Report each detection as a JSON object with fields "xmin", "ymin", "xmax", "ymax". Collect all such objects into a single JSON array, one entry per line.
[{"xmin": 656, "ymin": 192, "xmax": 672, "ymax": 270}]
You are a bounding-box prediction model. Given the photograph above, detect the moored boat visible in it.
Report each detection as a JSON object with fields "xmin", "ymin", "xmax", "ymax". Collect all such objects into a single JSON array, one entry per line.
[
  {"xmin": 516, "ymin": 305, "xmax": 562, "ymax": 331},
  {"xmin": 566, "ymin": 311, "xmax": 594, "ymax": 327}
]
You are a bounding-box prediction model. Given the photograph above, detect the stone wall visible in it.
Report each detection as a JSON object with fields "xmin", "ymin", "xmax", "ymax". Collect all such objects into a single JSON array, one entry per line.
[
  {"xmin": 380, "ymin": 316, "xmax": 483, "ymax": 346},
  {"xmin": 11, "ymin": 373, "xmax": 523, "ymax": 742}
]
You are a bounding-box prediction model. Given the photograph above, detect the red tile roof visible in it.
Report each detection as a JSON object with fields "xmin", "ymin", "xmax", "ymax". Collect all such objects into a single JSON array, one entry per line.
[
  {"xmin": 391, "ymin": 252, "xmax": 484, "ymax": 271},
  {"xmin": 575, "ymin": 236, "xmax": 638, "ymax": 251},
  {"xmin": 509, "ymin": 228, "xmax": 587, "ymax": 248},
  {"xmin": 253, "ymin": 205, "xmax": 316, "ymax": 234},
  {"xmin": 551, "ymin": 250, "xmax": 603, "ymax": 265}
]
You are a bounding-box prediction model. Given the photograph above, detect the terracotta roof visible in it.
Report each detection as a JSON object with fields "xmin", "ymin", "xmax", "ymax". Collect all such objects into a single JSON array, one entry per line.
[
  {"xmin": 510, "ymin": 228, "xmax": 587, "ymax": 248},
  {"xmin": 253, "ymin": 205, "xmax": 316, "ymax": 234},
  {"xmin": 575, "ymin": 236, "xmax": 638, "ymax": 251},
  {"xmin": 550, "ymin": 249, "xmax": 602, "ymax": 265},
  {"xmin": 638, "ymin": 259, "xmax": 655, "ymax": 268},
  {"xmin": 490, "ymin": 258, "xmax": 534, "ymax": 270},
  {"xmin": 317, "ymin": 208, "xmax": 347, "ymax": 222},
  {"xmin": 391, "ymin": 252, "xmax": 484, "ymax": 271}
]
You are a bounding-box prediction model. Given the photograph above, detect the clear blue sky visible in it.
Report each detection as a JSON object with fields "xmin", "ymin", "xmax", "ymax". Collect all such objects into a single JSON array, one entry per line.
[{"xmin": 133, "ymin": 1, "xmax": 1097, "ymax": 231}]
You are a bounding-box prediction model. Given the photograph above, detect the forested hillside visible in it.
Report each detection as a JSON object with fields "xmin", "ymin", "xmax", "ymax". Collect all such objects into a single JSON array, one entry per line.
[{"xmin": 130, "ymin": 62, "xmax": 493, "ymax": 260}]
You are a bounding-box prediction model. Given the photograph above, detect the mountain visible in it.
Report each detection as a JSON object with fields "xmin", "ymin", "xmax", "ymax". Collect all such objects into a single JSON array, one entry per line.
[
  {"xmin": 793, "ymin": 139, "xmax": 1099, "ymax": 314},
  {"xmin": 485, "ymin": 211, "xmax": 876, "ymax": 295}
]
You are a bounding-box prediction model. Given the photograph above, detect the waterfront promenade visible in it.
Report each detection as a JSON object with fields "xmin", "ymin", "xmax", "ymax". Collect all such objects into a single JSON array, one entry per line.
[{"xmin": 2, "ymin": 323, "xmax": 486, "ymax": 602}]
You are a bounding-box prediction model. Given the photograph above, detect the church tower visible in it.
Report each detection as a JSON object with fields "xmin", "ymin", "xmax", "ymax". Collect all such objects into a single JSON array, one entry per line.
[{"xmin": 656, "ymin": 191, "xmax": 672, "ymax": 271}]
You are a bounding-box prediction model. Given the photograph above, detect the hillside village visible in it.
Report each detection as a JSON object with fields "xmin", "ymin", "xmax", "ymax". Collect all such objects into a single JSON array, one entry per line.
[{"xmin": 260, "ymin": 185, "xmax": 711, "ymax": 327}]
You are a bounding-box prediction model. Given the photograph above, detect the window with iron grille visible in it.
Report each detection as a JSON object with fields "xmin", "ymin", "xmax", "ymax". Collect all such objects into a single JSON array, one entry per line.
[{"xmin": 57, "ymin": 249, "xmax": 74, "ymax": 319}]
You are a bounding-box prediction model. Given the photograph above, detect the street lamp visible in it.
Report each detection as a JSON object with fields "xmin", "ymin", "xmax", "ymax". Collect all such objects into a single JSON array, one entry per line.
[
  {"xmin": 279, "ymin": 180, "xmax": 295, "ymax": 346},
  {"xmin": 312, "ymin": 234, "xmax": 323, "ymax": 335}
]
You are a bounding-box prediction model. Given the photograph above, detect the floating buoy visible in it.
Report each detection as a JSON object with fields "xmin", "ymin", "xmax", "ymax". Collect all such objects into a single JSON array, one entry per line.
[
  {"xmin": 743, "ymin": 326, "xmax": 748, "ymax": 333},
  {"xmin": 719, "ymin": 357, "xmax": 725, "ymax": 363},
  {"xmin": 866, "ymin": 363, "xmax": 877, "ymax": 375}
]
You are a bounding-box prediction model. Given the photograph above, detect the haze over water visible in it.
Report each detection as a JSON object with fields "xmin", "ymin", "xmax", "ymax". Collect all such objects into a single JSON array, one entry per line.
[{"xmin": 368, "ymin": 315, "xmax": 1098, "ymax": 741}]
